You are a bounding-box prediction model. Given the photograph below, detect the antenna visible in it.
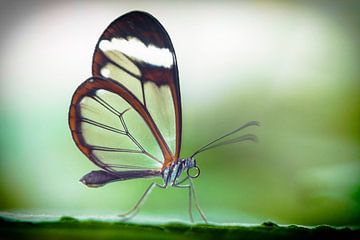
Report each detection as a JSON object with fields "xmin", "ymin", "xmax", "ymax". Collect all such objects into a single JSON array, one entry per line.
[{"xmin": 191, "ymin": 121, "xmax": 260, "ymax": 158}]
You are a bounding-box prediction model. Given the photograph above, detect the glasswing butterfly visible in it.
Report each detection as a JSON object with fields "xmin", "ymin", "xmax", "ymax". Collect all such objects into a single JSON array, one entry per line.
[{"xmin": 69, "ymin": 11, "xmax": 259, "ymax": 223}]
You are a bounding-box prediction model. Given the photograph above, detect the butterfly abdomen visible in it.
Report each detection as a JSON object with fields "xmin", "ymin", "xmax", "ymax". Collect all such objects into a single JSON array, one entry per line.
[{"xmin": 80, "ymin": 170, "xmax": 161, "ymax": 188}]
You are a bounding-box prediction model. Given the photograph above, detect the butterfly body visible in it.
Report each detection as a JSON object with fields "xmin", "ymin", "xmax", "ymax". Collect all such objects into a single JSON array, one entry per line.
[{"xmin": 79, "ymin": 157, "xmax": 198, "ymax": 188}]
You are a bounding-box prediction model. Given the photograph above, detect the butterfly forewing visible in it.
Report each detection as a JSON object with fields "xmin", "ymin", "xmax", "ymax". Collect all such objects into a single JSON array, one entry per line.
[{"xmin": 92, "ymin": 11, "xmax": 182, "ymax": 164}]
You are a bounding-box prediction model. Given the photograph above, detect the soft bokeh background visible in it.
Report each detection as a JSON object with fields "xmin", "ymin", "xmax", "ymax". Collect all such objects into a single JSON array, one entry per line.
[{"xmin": 0, "ymin": 1, "xmax": 359, "ymax": 226}]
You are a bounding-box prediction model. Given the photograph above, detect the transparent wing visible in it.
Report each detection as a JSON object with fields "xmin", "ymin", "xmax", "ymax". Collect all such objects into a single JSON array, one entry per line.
[
  {"xmin": 69, "ymin": 77, "xmax": 168, "ymax": 172},
  {"xmin": 92, "ymin": 11, "xmax": 182, "ymax": 166}
]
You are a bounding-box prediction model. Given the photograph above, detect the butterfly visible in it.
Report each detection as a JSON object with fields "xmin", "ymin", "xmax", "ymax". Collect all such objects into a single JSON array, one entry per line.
[{"xmin": 68, "ymin": 11, "xmax": 259, "ymax": 223}]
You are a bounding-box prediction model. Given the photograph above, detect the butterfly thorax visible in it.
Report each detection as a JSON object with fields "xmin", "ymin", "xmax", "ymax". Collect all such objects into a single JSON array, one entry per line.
[{"xmin": 161, "ymin": 157, "xmax": 199, "ymax": 187}]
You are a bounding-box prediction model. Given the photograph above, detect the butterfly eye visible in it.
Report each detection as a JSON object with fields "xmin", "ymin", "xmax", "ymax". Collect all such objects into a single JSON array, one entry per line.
[{"xmin": 187, "ymin": 166, "xmax": 200, "ymax": 178}]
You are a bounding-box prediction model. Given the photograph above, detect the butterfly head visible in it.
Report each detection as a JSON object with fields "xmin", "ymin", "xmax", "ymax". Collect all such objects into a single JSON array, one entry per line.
[{"xmin": 185, "ymin": 157, "xmax": 200, "ymax": 179}]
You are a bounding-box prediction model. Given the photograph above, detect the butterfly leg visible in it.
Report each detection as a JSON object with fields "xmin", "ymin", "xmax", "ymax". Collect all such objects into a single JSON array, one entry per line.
[
  {"xmin": 118, "ymin": 182, "xmax": 159, "ymax": 221},
  {"xmin": 173, "ymin": 178, "xmax": 207, "ymax": 223},
  {"xmin": 173, "ymin": 181, "xmax": 194, "ymax": 223},
  {"xmin": 189, "ymin": 178, "xmax": 208, "ymax": 224}
]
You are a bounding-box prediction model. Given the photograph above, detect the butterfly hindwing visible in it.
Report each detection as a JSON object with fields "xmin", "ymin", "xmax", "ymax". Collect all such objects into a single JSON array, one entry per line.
[{"xmin": 72, "ymin": 77, "xmax": 171, "ymax": 170}]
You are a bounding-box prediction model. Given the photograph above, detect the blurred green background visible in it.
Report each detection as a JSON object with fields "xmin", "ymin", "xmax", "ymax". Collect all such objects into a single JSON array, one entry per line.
[{"xmin": 0, "ymin": 1, "xmax": 359, "ymax": 226}]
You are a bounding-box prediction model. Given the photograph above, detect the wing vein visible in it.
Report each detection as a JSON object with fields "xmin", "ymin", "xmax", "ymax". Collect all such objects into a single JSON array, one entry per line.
[
  {"xmin": 81, "ymin": 117, "xmax": 126, "ymax": 134},
  {"xmin": 91, "ymin": 146, "xmax": 142, "ymax": 153},
  {"xmin": 92, "ymin": 94, "xmax": 121, "ymax": 116},
  {"xmin": 105, "ymin": 163, "xmax": 159, "ymax": 170}
]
